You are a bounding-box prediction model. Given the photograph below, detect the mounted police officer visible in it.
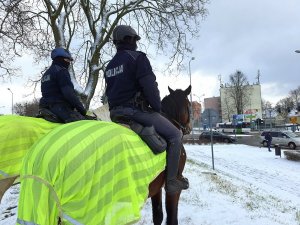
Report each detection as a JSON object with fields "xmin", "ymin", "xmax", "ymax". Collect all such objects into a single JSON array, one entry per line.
[
  {"xmin": 104, "ymin": 25, "xmax": 189, "ymax": 194},
  {"xmin": 39, "ymin": 47, "xmax": 87, "ymax": 123}
]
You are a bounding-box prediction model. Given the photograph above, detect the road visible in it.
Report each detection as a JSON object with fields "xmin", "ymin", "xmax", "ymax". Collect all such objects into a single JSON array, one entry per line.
[{"xmin": 183, "ymin": 132, "xmax": 262, "ymax": 147}]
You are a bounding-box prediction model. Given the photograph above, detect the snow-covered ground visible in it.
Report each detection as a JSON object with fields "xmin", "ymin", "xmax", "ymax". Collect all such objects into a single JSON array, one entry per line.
[{"xmin": 1, "ymin": 144, "xmax": 300, "ymax": 225}]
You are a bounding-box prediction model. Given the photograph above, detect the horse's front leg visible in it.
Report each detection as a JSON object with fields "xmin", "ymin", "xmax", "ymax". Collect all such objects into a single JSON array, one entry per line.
[
  {"xmin": 165, "ymin": 192, "xmax": 181, "ymax": 225},
  {"xmin": 151, "ymin": 189, "xmax": 163, "ymax": 225},
  {"xmin": 165, "ymin": 146, "xmax": 185, "ymax": 225}
]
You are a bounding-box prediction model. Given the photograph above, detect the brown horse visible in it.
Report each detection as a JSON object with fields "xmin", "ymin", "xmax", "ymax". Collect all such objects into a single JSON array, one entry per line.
[
  {"xmin": 148, "ymin": 85, "xmax": 191, "ymax": 225},
  {"xmin": 16, "ymin": 86, "xmax": 191, "ymax": 225}
]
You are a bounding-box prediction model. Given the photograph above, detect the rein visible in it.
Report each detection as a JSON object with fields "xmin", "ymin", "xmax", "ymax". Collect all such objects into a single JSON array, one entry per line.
[{"xmin": 161, "ymin": 112, "xmax": 187, "ymax": 133}]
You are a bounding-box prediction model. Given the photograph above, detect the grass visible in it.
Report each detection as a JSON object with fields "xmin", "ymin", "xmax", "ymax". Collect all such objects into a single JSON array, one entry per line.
[{"xmin": 296, "ymin": 210, "xmax": 300, "ymax": 223}]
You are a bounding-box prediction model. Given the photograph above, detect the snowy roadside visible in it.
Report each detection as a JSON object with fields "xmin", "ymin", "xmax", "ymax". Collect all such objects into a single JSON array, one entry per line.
[
  {"xmin": 0, "ymin": 184, "xmax": 19, "ymax": 224},
  {"xmin": 138, "ymin": 144, "xmax": 300, "ymax": 225},
  {"xmin": 1, "ymin": 144, "xmax": 300, "ymax": 225}
]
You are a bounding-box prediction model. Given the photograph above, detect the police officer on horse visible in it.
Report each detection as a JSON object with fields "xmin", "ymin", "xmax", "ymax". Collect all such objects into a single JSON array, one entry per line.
[
  {"xmin": 104, "ymin": 25, "xmax": 189, "ymax": 194},
  {"xmin": 39, "ymin": 47, "xmax": 87, "ymax": 123}
]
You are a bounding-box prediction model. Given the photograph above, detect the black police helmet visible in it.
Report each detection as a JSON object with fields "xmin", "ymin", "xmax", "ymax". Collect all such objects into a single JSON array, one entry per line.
[
  {"xmin": 51, "ymin": 47, "xmax": 73, "ymax": 61},
  {"xmin": 113, "ymin": 25, "xmax": 141, "ymax": 43}
]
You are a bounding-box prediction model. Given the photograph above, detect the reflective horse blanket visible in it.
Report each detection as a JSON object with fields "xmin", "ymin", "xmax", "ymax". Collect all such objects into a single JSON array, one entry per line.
[
  {"xmin": 17, "ymin": 120, "xmax": 166, "ymax": 225},
  {"xmin": 0, "ymin": 115, "xmax": 60, "ymax": 180}
]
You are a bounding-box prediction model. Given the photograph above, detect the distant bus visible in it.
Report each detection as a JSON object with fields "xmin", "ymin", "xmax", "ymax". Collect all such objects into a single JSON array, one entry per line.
[
  {"xmin": 215, "ymin": 122, "xmax": 251, "ymax": 134},
  {"xmin": 274, "ymin": 123, "xmax": 299, "ymax": 132}
]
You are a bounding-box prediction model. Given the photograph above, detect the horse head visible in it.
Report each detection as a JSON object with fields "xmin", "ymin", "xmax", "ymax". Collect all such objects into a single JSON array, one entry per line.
[{"xmin": 161, "ymin": 85, "xmax": 192, "ymax": 135}]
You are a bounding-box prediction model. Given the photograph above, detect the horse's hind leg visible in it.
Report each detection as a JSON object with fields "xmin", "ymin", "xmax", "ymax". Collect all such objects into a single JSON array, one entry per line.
[{"xmin": 151, "ymin": 189, "xmax": 163, "ymax": 225}]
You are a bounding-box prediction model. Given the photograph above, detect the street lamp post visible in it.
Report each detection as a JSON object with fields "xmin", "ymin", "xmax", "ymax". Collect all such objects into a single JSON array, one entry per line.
[
  {"xmin": 296, "ymin": 50, "xmax": 300, "ymax": 130},
  {"xmin": 193, "ymin": 94, "xmax": 205, "ymax": 110},
  {"xmin": 7, "ymin": 88, "xmax": 14, "ymax": 114},
  {"xmin": 189, "ymin": 57, "xmax": 195, "ymax": 141},
  {"xmin": 268, "ymin": 108, "xmax": 272, "ymax": 130}
]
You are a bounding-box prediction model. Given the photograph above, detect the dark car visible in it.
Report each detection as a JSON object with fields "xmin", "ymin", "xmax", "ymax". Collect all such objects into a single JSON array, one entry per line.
[{"xmin": 199, "ymin": 131, "xmax": 236, "ymax": 144}]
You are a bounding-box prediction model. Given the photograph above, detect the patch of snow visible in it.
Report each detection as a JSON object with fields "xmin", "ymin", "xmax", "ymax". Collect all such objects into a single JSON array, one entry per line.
[{"xmin": 1, "ymin": 144, "xmax": 300, "ymax": 225}]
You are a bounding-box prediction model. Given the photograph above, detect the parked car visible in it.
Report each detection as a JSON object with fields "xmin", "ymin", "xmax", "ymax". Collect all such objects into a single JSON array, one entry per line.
[
  {"xmin": 199, "ymin": 131, "xmax": 236, "ymax": 143},
  {"xmin": 260, "ymin": 131, "xmax": 300, "ymax": 149}
]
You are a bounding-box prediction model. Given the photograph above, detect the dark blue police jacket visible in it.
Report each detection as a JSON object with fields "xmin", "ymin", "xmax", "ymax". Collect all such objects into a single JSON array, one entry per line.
[
  {"xmin": 39, "ymin": 59, "xmax": 86, "ymax": 115},
  {"xmin": 105, "ymin": 45, "xmax": 161, "ymax": 112}
]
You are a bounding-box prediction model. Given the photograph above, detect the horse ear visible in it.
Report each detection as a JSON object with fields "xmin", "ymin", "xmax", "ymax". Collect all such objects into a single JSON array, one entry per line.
[
  {"xmin": 168, "ymin": 86, "xmax": 175, "ymax": 94},
  {"xmin": 184, "ymin": 85, "xmax": 191, "ymax": 96}
]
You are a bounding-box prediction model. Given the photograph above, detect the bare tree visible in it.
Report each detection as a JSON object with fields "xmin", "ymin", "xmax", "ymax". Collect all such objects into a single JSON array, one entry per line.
[
  {"xmin": 221, "ymin": 92, "xmax": 235, "ymax": 122},
  {"xmin": 275, "ymin": 97, "xmax": 294, "ymax": 121},
  {"xmin": 0, "ymin": 0, "xmax": 209, "ymax": 108},
  {"xmin": 14, "ymin": 99, "xmax": 39, "ymax": 116},
  {"xmin": 261, "ymin": 99, "xmax": 273, "ymax": 118},
  {"xmin": 289, "ymin": 86, "xmax": 300, "ymax": 111},
  {"xmin": 226, "ymin": 70, "xmax": 251, "ymax": 115}
]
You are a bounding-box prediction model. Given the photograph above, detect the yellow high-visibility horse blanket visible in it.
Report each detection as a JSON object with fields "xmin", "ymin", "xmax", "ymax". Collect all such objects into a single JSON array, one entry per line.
[
  {"xmin": 0, "ymin": 115, "xmax": 60, "ymax": 180},
  {"xmin": 17, "ymin": 120, "xmax": 166, "ymax": 225},
  {"xmin": 0, "ymin": 115, "xmax": 60, "ymax": 203}
]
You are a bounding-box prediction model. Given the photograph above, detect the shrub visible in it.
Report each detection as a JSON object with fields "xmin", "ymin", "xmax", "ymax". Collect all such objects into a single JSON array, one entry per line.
[{"xmin": 284, "ymin": 150, "xmax": 300, "ymax": 161}]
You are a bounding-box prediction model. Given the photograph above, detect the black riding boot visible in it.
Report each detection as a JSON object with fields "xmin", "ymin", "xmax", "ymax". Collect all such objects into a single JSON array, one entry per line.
[{"xmin": 165, "ymin": 142, "xmax": 189, "ymax": 194}]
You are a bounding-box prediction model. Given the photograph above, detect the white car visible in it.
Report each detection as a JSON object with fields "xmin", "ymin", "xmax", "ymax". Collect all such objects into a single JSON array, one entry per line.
[{"xmin": 260, "ymin": 131, "xmax": 300, "ymax": 150}]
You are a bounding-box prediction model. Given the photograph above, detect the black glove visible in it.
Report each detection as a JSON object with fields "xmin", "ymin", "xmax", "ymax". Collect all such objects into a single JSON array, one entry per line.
[
  {"xmin": 85, "ymin": 113, "xmax": 98, "ymax": 120},
  {"xmin": 80, "ymin": 109, "xmax": 87, "ymax": 116}
]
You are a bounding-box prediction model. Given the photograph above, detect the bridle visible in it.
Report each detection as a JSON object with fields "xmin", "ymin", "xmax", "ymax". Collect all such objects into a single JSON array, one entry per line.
[
  {"xmin": 178, "ymin": 99, "xmax": 191, "ymax": 135},
  {"xmin": 170, "ymin": 117, "xmax": 191, "ymax": 135},
  {"xmin": 162, "ymin": 94, "xmax": 191, "ymax": 135}
]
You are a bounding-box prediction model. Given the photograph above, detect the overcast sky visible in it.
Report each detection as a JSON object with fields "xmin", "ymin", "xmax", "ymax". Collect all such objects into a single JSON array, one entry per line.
[
  {"xmin": 157, "ymin": 0, "xmax": 300, "ymax": 104},
  {"xmin": 1, "ymin": 0, "xmax": 300, "ymax": 114}
]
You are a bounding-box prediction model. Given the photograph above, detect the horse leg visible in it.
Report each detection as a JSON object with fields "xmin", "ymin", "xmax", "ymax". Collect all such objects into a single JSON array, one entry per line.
[
  {"xmin": 165, "ymin": 192, "xmax": 181, "ymax": 225},
  {"xmin": 151, "ymin": 189, "xmax": 163, "ymax": 225}
]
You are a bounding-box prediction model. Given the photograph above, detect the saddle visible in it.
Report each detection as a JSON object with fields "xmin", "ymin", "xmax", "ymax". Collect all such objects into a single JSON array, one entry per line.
[
  {"xmin": 111, "ymin": 115, "xmax": 167, "ymax": 155},
  {"xmin": 37, "ymin": 108, "xmax": 98, "ymax": 123},
  {"xmin": 37, "ymin": 108, "xmax": 62, "ymax": 123}
]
